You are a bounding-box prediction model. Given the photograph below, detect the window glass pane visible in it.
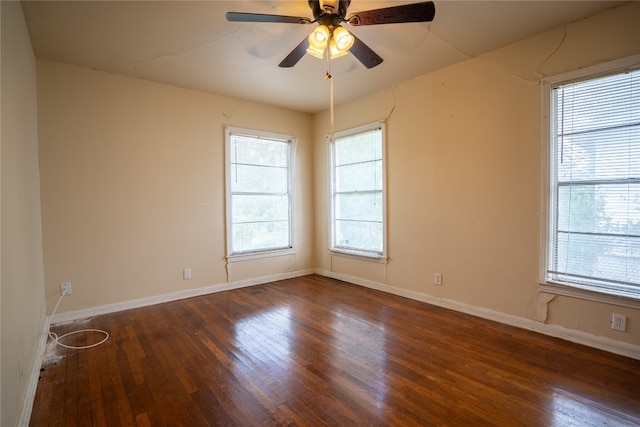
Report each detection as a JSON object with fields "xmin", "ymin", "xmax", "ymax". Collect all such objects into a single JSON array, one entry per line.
[
  {"xmin": 232, "ymin": 221, "xmax": 289, "ymax": 252},
  {"xmin": 335, "ymin": 129, "xmax": 382, "ymax": 166},
  {"xmin": 230, "ymin": 164, "xmax": 288, "ymax": 193},
  {"xmin": 335, "ymin": 160, "xmax": 382, "ymax": 192},
  {"xmin": 232, "ymin": 195, "xmax": 289, "ymax": 223},
  {"xmin": 335, "ymin": 192, "xmax": 383, "ymax": 222},
  {"xmin": 335, "ymin": 220, "xmax": 383, "ymax": 253},
  {"xmin": 230, "ymin": 137, "xmax": 288, "ymax": 167},
  {"xmin": 552, "ymin": 233, "xmax": 640, "ymax": 286},
  {"xmin": 557, "ymin": 185, "xmax": 606, "ymax": 233},
  {"xmin": 557, "ymin": 127, "xmax": 640, "ymax": 182},
  {"xmin": 553, "ymin": 232, "xmax": 603, "ymax": 279},
  {"xmin": 558, "ymin": 183, "xmax": 640, "ymax": 236}
]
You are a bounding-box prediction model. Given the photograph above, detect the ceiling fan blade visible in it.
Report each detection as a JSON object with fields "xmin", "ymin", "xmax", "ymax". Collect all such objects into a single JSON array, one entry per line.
[
  {"xmin": 279, "ymin": 38, "xmax": 309, "ymax": 68},
  {"xmin": 347, "ymin": 1, "xmax": 435, "ymax": 26},
  {"xmin": 349, "ymin": 34, "xmax": 383, "ymax": 69},
  {"xmin": 226, "ymin": 12, "xmax": 311, "ymax": 24}
]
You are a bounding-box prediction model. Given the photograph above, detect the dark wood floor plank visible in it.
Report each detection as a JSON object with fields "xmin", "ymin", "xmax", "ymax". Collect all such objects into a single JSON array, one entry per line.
[{"xmin": 31, "ymin": 275, "xmax": 640, "ymax": 426}]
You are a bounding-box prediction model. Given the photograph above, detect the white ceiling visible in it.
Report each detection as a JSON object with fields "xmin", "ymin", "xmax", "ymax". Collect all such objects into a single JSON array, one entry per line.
[{"xmin": 22, "ymin": 0, "xmax": 626, "ymax": 114}]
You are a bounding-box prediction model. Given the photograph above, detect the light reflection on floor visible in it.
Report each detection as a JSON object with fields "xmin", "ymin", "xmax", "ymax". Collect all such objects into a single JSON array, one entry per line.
[
  {"xmin": 233, "ymin": 305, "xmax": 292, "ymax": 365},
  {"xmin": 548, "ymin": 388, "xmax": 633, "ymax": 427},
  {"xmin": 231, "ymin": 304, "xmax": 309, "ymax": 405},
  {"xmin": 232, "ymin": 303, "xmax": 391, "ymax": 418},
  {"xmin": 331, "ymin": 308, "xmax": 389, "ymax": 416}
]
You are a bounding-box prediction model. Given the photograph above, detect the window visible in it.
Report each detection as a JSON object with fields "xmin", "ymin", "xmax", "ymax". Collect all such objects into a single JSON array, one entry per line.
[
  {"xmin": 225, "ymin": 127, "xmax": 295, "ymax": 259},
  {"xmin": 544, "ymin": 60, "xmax": 640, "ymax": 301},
  {"xmin": 329, "ymin": 122, "xmax": 386, "ymax": 260}
]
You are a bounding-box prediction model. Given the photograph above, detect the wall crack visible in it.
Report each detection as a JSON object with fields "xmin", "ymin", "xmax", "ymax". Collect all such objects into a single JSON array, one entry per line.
[{"xmin": 536, "ymin": 25, "xmax": 567, "ymax": 79}]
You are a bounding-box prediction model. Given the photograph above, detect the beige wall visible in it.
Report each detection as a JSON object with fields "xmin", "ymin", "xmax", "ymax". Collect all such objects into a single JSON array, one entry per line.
[
  {"xmin": 313, "ymin": 2, "xmax": 640, "ymax": 347},
  {"xmin": 1, "ymin": 1, "xmax": 47, "ymax": 425},
  {"xmin": 37, "ymin": 60, "xmax": 314, "ymax": 314}
]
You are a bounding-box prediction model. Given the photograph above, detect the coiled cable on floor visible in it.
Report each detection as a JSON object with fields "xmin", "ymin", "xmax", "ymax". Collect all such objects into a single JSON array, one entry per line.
[{"xmin": 48, "ymin": 294, "xmax": 109, "ymax": 350}]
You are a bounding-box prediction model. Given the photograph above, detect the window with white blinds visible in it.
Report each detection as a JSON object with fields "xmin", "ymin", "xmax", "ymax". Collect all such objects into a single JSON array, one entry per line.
[
  {"xmin": 329, "ymin": 122, "xmax": 386, "ymax": 259},
  {"xmin": 225, "ymin": 127, "xmax": 295, "ymax": 258},
  {"xmin": 547, "ymin": 66, "xmax": 640, "ymax": 299}
]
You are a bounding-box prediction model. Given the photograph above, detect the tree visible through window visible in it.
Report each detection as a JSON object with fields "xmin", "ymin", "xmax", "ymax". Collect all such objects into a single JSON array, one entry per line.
[
  {"xmin": 225, "ymin": 127, "xmax": 294, "ymax": 257},
  {"xmin": 547, "ymin": 66, "xmax": 640, "ymax": 298}
]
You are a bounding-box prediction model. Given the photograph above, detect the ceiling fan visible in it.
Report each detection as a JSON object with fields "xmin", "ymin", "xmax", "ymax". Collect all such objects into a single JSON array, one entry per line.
[{"xmin": 226, "ymin": 0, "xmax": 436, "ymax": 69}]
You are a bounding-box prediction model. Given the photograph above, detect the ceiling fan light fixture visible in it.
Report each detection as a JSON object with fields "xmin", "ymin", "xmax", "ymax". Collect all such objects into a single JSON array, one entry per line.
[
  {"xmin": 309, "ymin": 25, "xmax": 330, "ymax": 48},
  {"xmin": 329, "ymin": 39, "xmax": 349, "ymax": 59},
  {"xmin": 332, "ymin": 26, "xmax": 354, "ymax": 52},
  {"xmin": 307, "ymin": 44, "xmax": 326, "ymax": 59},
  {"xmin": 306, "ymin": 24, "xmax": 330, "ymax": 58}
]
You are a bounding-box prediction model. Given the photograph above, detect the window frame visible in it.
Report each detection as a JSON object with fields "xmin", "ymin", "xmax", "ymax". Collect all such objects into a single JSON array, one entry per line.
[
  {"xmin": 225, "ymin": 126, "xmax": 296, "ymax": 262},
  {"xmin": 328, "ymin": 121, "xmax": 387, "ymax": 262},
  {"xmin": 540, "ymin": 54, "xmax": 640, "ymax": 307}
]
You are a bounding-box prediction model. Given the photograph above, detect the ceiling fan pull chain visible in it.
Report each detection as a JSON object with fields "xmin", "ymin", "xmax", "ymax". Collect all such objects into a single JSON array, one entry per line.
[
  {"xmin": 329, "ymin": 75, "xmax": 335, "ymax": 143},
  {"xmin": 325, "ymin": 55, "xmax": 335, "ymax": 143}
]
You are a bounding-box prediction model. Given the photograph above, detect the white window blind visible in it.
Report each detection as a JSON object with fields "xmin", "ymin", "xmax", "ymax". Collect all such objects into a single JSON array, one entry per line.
[
  {"xmin": 226, "ymin": 129, "xmax": 293, "ymax": 256},
  {"xmin": 330, "ymin": 124, "xmax": 385, "ymax": 257},
  {"xmin": 548, "ymin": 68, "xmax": 640, "ymax": 298}
]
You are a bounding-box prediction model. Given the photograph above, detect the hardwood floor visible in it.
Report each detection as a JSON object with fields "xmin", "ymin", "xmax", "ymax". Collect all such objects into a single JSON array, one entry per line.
[{"xmin": 31, "ymin": 275, "xmax": 640, "ymax": 426}]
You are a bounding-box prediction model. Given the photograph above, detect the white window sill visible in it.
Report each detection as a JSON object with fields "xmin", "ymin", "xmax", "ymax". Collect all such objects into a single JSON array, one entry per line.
[
  {"xmin": 227, "ymin": 248, "xmax": 296, "ymax": 263},
  {"xmin": 539, "ymin": 281, "xmax": 640, "ymax": 309},
  {"xmin": 329, "ymin": 249, "xmax": 388, "ymax": 264}
]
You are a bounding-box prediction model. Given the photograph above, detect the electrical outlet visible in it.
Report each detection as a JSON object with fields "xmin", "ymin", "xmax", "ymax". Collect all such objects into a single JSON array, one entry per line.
[
  {"xmin": 60, "ymin": 282, "xmax": 72, "ymax": 296},
  {"xmin": 611, "ymin": 313, "xmax": 626, "ymax": 332},
  {"xmin": 183, "ymin": 268, "xmax": 192, "ymax": 280},
  {"xmin": 434, "ymin": 273, "xmax": 442, "ymax": 285}
]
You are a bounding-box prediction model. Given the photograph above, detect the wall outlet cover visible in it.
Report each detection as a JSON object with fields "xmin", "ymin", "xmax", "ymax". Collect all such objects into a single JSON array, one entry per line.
[{"xmin": 611, "ymin": 313, "xmax": 626, "ymax": 332}]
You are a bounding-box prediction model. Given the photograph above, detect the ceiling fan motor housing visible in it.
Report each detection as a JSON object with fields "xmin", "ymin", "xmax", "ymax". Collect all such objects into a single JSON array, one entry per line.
[{"xmin": 310, "ymin": 0, "xmax": 351, "ymax": 21}]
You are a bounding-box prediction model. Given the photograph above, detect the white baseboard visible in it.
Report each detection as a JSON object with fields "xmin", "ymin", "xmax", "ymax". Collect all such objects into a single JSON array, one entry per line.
[
  {"xmin": 51, "ymin": 269, "xmax": 315, "ymax": 325},
  {"xmin": 18, "ymin": 314, "xmax": 52, "ymax": 426},
  {"xmin": 315, "ymin": 269, "xmax": 640, "ymax": 361}
]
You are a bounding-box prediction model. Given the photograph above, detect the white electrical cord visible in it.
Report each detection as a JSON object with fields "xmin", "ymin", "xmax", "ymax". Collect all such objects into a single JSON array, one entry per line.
[{"xmin": 48, "ymin": 294, "xmax": 109, "ymax": 350}]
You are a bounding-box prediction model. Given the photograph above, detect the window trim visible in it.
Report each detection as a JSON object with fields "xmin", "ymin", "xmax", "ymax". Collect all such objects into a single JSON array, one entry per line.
[
  {"xmin": 224, "ymin": 126, "xmax": 296, "ymax": 261},
  {"xmin": 540, "ymin": 54, "xmax": 640, "ymax": 306},
  {"xmin": 328, "ymin": 121, "xmax": 388, "ymax": 262}
]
